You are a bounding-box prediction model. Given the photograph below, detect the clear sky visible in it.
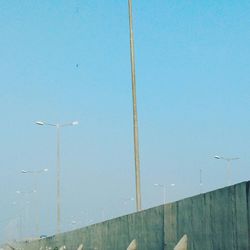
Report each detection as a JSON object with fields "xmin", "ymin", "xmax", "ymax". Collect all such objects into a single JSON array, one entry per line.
[{"xmin": 1, "ymin": 0, "xmax": 250, "ymax": 243}]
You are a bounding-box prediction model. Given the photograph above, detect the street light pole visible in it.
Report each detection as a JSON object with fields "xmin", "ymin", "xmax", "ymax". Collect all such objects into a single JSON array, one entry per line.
[
  {"xmin": 56, "ymin": 124, "xmax": 61, "ymax": 234},
  {"xmin": 35, "ymin": 120, "xmax": 78, "ymax": 234},
  {"xmin": 128, "ymin": 0, "xmax": 142, "ymax": 212},
  {"xmin": 21, "ymin": 168, "xmax": 48, "ymax": 236},
  {"xmin": 154, "ymin": 183, "xmax": 175, "ymax": 204},
  {"xmin": 16, "ymin": 190, "xmax": 36, "ymax": 238},
  {"xmin": 214, "ymin": 155, "xmax": 240, "ymax": 186},
  {"xmin": 123, "ymin": 197, "xmax": 134, "ymax": 214}
]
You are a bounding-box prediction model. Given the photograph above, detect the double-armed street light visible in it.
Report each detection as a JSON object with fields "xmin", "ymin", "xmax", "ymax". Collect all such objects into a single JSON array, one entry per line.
[
  {"xmin": 16, "ymin": 189, "xmax": 36, "ymax": 238},
  {"xmin": 122, "ymin": 197, "xmax": 134, "ymax": 214},
  {"xmin": 123, "ymin": 197, "xmax": 134, "ymax": 206},
  {"xmin": 154, "ymin": 183, "xmax": 175, "ymax": 204},
  {"xmin": 214, "ymin": 155, "xmax": 240, "ymax": 186},
  {"xmin": 20, "ymin": 168, "xmax": 48, "ymax": 236},
  {"xmin": 35, "ymin": 120, "xmax": 79, "ymax": 234}
]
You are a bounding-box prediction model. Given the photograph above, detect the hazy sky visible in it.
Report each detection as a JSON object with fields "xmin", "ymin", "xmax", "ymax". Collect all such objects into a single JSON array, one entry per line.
[{"xmin": 1, "ymin": 0, "xmax": 250, "ymax": 242}]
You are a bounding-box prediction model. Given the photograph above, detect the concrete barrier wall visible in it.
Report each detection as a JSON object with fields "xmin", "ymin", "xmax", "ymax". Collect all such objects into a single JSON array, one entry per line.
[
  {"xmin": 14, "ymin": 206, "xmax": 164, "ymax": 250},
  {"xmin": 164, "ymin": 181, "xmax": 250, "ymax": 249},
  {"xmin": 11, "ymin": 181, "xmax": 249, "ymax": 250}
]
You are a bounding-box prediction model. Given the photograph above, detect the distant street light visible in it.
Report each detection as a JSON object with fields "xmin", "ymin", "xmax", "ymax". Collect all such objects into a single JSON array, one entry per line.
[
  {"xmin": 35, "ymin": 120, "xmax": 79, "ymax": 234},
  {"xmin": 123, "ymin": 197, "xmax": 134, "ymax": 214},
  {"xmin": 123, "ymin": 197, "xmax": 135, "ymax": 206},
  {"xmin": 214, "ymin": 155, "xmax": 240, "ymax": 186},
  {"xmin": 154, "ymin": 183, "xmax": 175, "ymax": 204},
  {"xmin": 20, "ymin": 168, "xmax": 48, "ymax": 236},
  {"xmin": 16, "ymin": 189, "xmax": 36, "ymax": 238},
  {"xmin": 11, "ymin": 201, "xmax": 23, "ymax": 239}
]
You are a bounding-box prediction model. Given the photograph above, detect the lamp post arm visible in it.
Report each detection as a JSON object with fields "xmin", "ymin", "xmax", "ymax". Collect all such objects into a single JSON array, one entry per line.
[
  {"xmin": 60, "ymin": 121, "xmax": 79, "ymax": 127},
  {"xmin": 60, "ymin": 123, "xmax": 74, "ymax": 127},
  {"xmin": 44, "ymin": 122, "xmax": 57, "ymax": 127},
  {"xmin": 21, "ymin": 169, "xmax": 48, "ymax": 174}
]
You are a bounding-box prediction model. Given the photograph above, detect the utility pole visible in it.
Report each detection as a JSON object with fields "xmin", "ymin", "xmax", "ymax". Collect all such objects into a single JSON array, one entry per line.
[{"xmin": 128, "ymin": 0, "xmax": 142, "ymax": 211}]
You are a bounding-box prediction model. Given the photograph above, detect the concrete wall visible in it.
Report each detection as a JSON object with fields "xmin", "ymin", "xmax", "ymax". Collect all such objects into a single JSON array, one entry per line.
[
  {"xmin": 164, "ymin": 181, "xmax": 249, "ymax": 249},
  {"xmin": 9, "ymin": 181, "xmax": 250, "ymax": 250}
]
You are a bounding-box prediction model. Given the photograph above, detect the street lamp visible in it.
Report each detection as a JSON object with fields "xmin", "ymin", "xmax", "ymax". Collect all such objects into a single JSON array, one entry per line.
[
  {"xmin": 154, "ymin": 183, "xmax": 175, "ymax": 204},
  {"xmin": 123, "ymin": 197, "xmax": 135, "ymax": 206},
  {"xmin": 16, "ymin": 189, "xmax": 36, "ymax": 238},
  {"xmin": 123, "ymin": 197, "xmax": 134, "ymax": 214},
  {"xmin": 20, "ymin": 168, "xmax": 48, "ymax": 236},
  {"xmin": 35, "ymin": 120, "xmax": 79, "ymax": 234},
  {"xmin": 11, "ymin": 201, "xmax": 23, "ymax": 240},
  {"xmin": 214, "ymin": 155, "xmax": 240, "ymax": 186}
]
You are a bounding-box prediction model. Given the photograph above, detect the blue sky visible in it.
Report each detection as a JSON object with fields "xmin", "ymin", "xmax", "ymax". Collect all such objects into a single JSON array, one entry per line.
[{"xmin": 1, "ymin": 0, "xmax": 250, "ymax": 242}]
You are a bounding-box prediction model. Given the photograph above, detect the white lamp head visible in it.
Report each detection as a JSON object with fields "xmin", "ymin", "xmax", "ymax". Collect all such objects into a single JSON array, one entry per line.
[
  {"xmin": 72, "ymin": 121, "xmax": 79, "ymax": 126},
  {"xmin": 35, "ymin": 121, "xmax": 45, "ymax": 126}
]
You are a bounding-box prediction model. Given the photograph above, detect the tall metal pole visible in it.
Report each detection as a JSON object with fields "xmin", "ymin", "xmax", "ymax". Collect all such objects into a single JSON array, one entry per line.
[
  {"xmin": 34, "ymin": 178, "xmax": 39, "ymax": 236},
  {"xmin": 128, "ymin": 0, "xmax": 142, "ymax": 212},
  {"xmin": 56, "ymin": 125, "xmax": 61, "ymax": 233}
]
